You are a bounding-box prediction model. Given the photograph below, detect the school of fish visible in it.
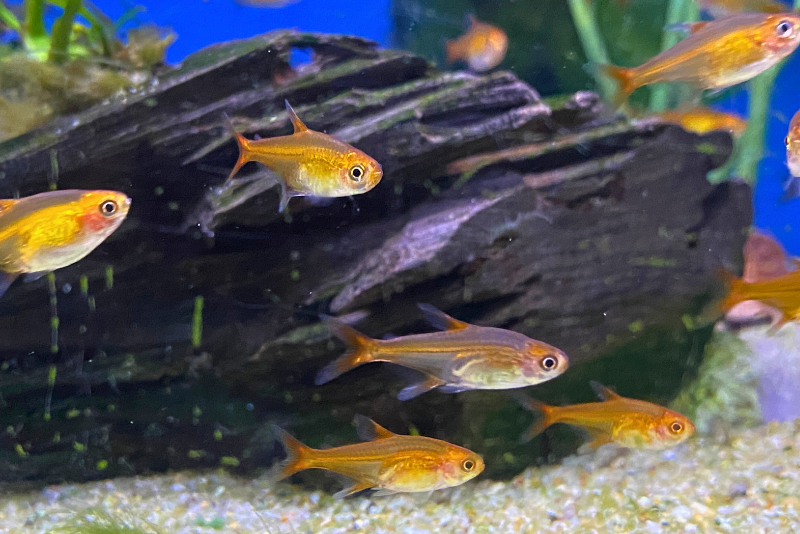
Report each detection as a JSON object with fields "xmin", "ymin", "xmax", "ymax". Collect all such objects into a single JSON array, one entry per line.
[{"xmin": 6, "ymin": 0, "xmax": 800, "ymax": 502}]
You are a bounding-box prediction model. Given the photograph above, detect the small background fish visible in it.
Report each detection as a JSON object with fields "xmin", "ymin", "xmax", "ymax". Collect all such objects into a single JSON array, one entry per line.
[
  {"xmin": 657, "ymin": 107, "xmax": 748, "ymax": 136},
  {"xmin": 445, "ymin": 15, "xmax": 508, "ymax": 72},
  {"xmin": 273, "ymin": 415, "xmax": 484, "ymax": 497},
  {"xmin": 225, "ymin": 100, "xmax": 382, "ymax": 212},
  {"xmin": 515, "ymin": 381, "xmax": 695, "ymax": 450}
]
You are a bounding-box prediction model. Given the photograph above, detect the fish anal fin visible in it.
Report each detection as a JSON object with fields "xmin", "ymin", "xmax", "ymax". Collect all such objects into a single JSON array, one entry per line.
[
  {"xmin": 354, "ymin": 414, "xmax": 396, "ymax": 441},
  {"xmin": 372, "ymin": 488, "xmax": 400, "ymax": 498},
  {"xmin": 397, "ymin": 375, "xmax": 445, "ymax": 401},
  {"xmin": 23, "ymin": 271, "xmax": 49, "ymax": 283},
  {"xmin": 590, "ymin": 381, "xmax": 623, "ymax": 401},
  {"xmin": 766, "ymin": 314, "xmax": 790, "ymax": 335},
  {"xmin": 0, "ymin": 271, "xmax": 18, "ymax": 299},
  {"xmin": 417, "ymin": 303, "xmax": 469, "ymax": 331},
  {"xmin": 438, "ymin": 384, "xmax": 469, "ymax": 394},
  {"xmin": 284, "ymin": 100, "xmax": 309, "ymax": 133},
  {"xmin": 333, "ymin": 479, "xmax": 374, "ymax": 499}
]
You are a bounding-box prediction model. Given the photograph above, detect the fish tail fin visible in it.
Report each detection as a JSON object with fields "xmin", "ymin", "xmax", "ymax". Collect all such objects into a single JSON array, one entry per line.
[
  {"xmin": 315, "ymin": 316, "xmax": 377, "ymax": 385},
  {"xmin": 716, "ymin": 267, "xmax": 745, "ymax": 313},
  {"xmin": 513, "ymin": 393, "xmax": 556, "ymax": 443},
  {"xmin": 271, "ymin": 425, "xmax": 314, "ymax": 480},
  {"xmin": 223, "ymin": 113, "xmax": 251, "ymax": 181},
  {"xmin": 594, "ymin": 64, "xmax": 637, "ymax": 108},
  {"xmin": 445, "ymin": 39, "xmax": 461, "ymax": 63}
]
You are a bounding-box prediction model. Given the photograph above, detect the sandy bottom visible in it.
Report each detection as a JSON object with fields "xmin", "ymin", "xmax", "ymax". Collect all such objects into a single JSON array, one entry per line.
[{"xmin": 1, "ymin": 420, "xmax": 799, "ymax": 534}]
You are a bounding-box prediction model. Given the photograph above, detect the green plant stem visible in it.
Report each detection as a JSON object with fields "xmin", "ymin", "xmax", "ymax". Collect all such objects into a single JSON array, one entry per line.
[
  {"xmin": 649, "ymin": 0, "xmax": 697, "ymax": 112},
  {"xmin": 734, "ymin": 65, "xmax": 780, "ymax": 184},
  {"xmin": 0, "ymin": 3, "xmax": 21, "ymax": 31},
  {"xmin": 24, "ymin": 0, "xmax": 46, "ymax": 39},
  {"xmin": 567, "ymin": 0, "xmax": 615, "ymax": 103},
  {"xmin": 48, "ymin": 0, "xmax": 82, "ymax": 63}
]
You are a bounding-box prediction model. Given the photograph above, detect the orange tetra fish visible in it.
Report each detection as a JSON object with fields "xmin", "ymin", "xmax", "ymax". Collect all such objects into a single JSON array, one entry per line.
[
  {"xmin": 0, "ymin": 190, "xmax": 131, "ymax": 298},
  {"xmin": 225, "ymin": 100, "xmax": 383, "ymax": 212},
  {"xmin": 600, "ymin": 13, "xmax": 800, "ymax": 106},
  {"xmin": 316, "ymin": 304, "xmax": 569, "ymax": 400},
  {"xmin": 786, "ymin": 109, "xmax": 800, "ymax": 177},
  {"xmin": 720, "ymin": 261, "xmax": 800, "ymax": 331},
  {"xmin": 445, "ymin": 15, "xmax": 508, "ymax": 72},
  {"xmin": 516, "ymin": 382, "xmax": 695, "ymax": 450},
  {"xmin": 273, "ymin": 415, "xmax": 484, "ymax": 498},
  {"xmin": 657, "ymin": 107, "xmax": 748, "ymax": 137}
]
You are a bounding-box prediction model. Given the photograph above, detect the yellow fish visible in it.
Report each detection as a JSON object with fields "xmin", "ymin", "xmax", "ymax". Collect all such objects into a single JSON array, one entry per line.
[
  {"xmin": 0, "ymin": 190, "xmax": 130, "ymax": 298},
  {"xmin": 516, "ymin": 382, "xmax": 695, "ymax": 450},
  {"xmin": 657, "ymin": 107, "xmax": 748, "ymax": 136},
  {"xmin": 445, "ymin": 15, "xmax": 508, "ymax": 72},
  {"xmin": 600, "ymin": 13, "xmax": 800, "ymax": 105},
  {"xmin": 273, "ymin": 415, "xmax": 484, "ymax": 498},
  {"xmin": 225, "ymin": 100, "xmax": 383, "ymax": 212},
  {"xmin": 316, "ymin": 304, "xmax": 568, "ymax": 400}
]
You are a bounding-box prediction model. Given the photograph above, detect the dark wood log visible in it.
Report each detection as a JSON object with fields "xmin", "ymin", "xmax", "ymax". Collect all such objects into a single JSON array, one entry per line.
[{"xmin": 0, "ymin": 31, "xmax": 749, "ymax": 485}]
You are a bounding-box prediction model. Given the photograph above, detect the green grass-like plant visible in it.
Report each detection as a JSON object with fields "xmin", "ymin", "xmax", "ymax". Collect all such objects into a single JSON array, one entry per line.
[{"xmin": 48, "ymin": 507, "xmax": 164, "ymax": 534}]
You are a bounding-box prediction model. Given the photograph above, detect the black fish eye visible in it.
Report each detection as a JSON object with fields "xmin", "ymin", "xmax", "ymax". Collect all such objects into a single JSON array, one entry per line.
[
  {"xmin": 776, "ymin": 20, "xmax": 793, "ymax": 37},
  {"xmin": 541, "ymin": 356, "xmax": 558, "ymax": 370},
  {"xmin": 462, "ymin": 459, "xmax": 475, "ymax": 471},
  {"xmin": 670, "ymin": 421, "xmax": 683, "ymax": 434},
  {"xmin": 100, "ymin": 200, "xmax": 118, "ymax": 216},
  {"xmin": 349, "ymin": 164, "xmax": 365, "ymax": 183},
  {"xmin": 786, "ymin": 135, "xmax": 792, "ymax": 149}
]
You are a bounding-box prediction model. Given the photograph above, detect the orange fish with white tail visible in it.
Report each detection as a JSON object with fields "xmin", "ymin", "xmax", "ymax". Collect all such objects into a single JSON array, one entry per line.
[
  {"xmin": 0, "ymin": 190, "xmax": 130, "ymax": 298},
  {"xmin": 598, "ymin": 13, "xmax": 800, "ymax": 106},
  {"xmin": 315, "ymin": 304, "xmax": 568, "ymax": 400},
  {"xmin": 272, "ymin": 415, "xmax": 484, "ymax": 498},
  {"xmin": 515, "ymin": 382, "xmax": 695, "ymax": 449},
  {"xmin": 225, "ymin": 100, "xmax": 383, "ymax": 212},
  {"xmin": 445, "ymin": 15, "xmax": 508, "ymax": 72}
]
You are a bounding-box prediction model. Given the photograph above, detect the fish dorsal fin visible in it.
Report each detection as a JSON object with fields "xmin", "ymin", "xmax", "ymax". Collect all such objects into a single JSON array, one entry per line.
[
  {"xmin": 284, "ymin": 100, "xmax": 309, "ymax": 133},
  {"xmin": 0, "ymin": 199, "xmax": 17, "ymax": 213},
  {"xmin": 417, "ymin": 303, "xmax": 469, "ymax": 331},
  {"xmin": 590, "ymin": 381, "xmax": 623, "ymax": 401},
  {"xmin": 466, "ymin": 14, "xmax": 477, "ymax": 28},
  {"xmin": 792, "ymin": 258, "xmax": 800, "ymax": 270},
  {"xmin": 354, "ymin": 414, "xmax": 396, "ymax": 441}
]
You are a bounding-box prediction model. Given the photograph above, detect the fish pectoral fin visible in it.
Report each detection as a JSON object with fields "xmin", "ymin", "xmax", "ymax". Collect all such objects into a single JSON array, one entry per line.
[
  {"xmin": 23, "ymin": 271, "xmax": 49, "ymax": 283},
  {"xmin": 416, "ymin": 303, "xmax": 469, "ymax": 331},
  {"xmin": 397, "ymin": 375, "xmax": 446, "ymax": 401},
  {"xmin": 589, "ymin": 381, "xmax": 623, "ymax": 401},
  {"xmin": 333, "ymin": 479, "xmax": 374, "ymax": 499},
  {"xmin": 0, "ymin": 271, "xmax": 18, "ymax": 299},
  {"xmin": 354, "ymin": 414, "xmax": 396, "ymax": 441}
]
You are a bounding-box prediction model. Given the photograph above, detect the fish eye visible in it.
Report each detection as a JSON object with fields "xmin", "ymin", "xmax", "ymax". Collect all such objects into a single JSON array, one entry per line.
[
  {"xmin": 776, "ymin": 20, "xmax": 793, "ymax": 37},
  {"xmin": 541, "ymin": 356, "xmax": 558, "ymax": 371},
  {"xmin": 349, "ymin": 164, "xmax": 365, "ymax": 183},
  {"xmin": 786, "ymin": 135, "xmax": 792, "ymax": 149},
  {"xmin": 670, "ymin": 421, "xmax": 684, "ymax": 434},
  {"xmin": 461, "ymin": 459, "xmax": 476, "ymax": 472},
  {"xmin": 100, "ymin": 200, "xmax": 118, "ymax": 216}
]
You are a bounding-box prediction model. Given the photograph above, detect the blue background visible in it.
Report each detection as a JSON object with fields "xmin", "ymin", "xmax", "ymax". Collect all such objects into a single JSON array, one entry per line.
[{"xmin": 13, "ymin": 0, "xmax": 800, "ymax": 255}]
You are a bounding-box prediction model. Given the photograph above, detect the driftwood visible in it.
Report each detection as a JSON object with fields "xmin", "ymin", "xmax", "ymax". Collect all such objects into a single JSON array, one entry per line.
[{"xmin": 0, "ymin": 31, "xmax": 749, "ymax": 485}]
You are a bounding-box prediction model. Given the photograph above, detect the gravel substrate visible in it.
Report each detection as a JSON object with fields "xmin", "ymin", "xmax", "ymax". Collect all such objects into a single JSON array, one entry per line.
[{"xmin": 2, "ymin": 420, "xmax": 799, "ymax": 534}]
